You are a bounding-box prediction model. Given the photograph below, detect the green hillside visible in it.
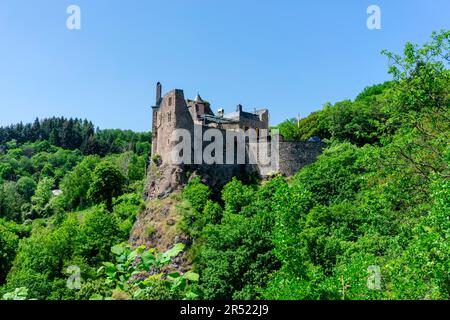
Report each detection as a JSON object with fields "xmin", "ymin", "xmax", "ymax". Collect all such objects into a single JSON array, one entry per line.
[{"xmin": 0, "ymin": 31, "xmax": 448, "ymax": 300}]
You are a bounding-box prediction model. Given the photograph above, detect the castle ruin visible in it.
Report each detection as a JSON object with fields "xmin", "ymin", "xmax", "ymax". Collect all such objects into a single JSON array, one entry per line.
[{"xmin": 146, "ymin": 82, "xmax": 325, "ymax": 198}]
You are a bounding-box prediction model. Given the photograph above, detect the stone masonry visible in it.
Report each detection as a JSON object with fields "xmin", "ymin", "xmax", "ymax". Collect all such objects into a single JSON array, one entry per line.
[{"xmin": 146, "ymin": 83, "xmax": 325, "ymax": 198}]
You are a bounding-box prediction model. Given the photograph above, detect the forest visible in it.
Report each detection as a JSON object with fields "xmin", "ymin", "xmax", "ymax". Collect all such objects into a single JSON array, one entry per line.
[{"xmin": 0, "ymin": 31, "xmax": 448, "ymax": 300}]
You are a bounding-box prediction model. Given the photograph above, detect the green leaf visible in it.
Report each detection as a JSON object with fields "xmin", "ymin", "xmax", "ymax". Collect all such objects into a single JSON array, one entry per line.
[
  {"xmin": 127, "ymin": 250, "xmax": 138, "ymax": 264},
  {"xmin": 136, "ymin": 244, "xmax": 146, "ymax": 254},
  {"xmin": 133, "ymin": 288, "xmax": 144, "ymax": 299},
  {"xmin": 141, "ymin": 250, "xmax": 156, "ymax": 270},
  {"xmin": 183, "ymin": 271, "xmax": 199, "ymax": 282},
  {"xmin": 111, "ymin": 244, "xmax": 125, "ymax": 256},
  {"xmin": 165, "ymin": 243, "xmax": 185, "ymax": 258},
  {"xmin": 89, "ymin": 294, "xmax": 104, "ymax": 300},
  {"xmin": 158, "ymin": 243, "xmax": 185, "ymax": 265},
  {"xmin": 184, "ymin": 291, "xmax": 199, "ymax": 300},
  {"xmin": 167, "ymin": 272, "xmax": 181, "ymax": 279},
  {"xmin": 103, "ymin": 262, "xmax": 117, "ymax": 278},
  {"xmin": 2, "ymin": 287, "xmax": 28, "ymax": 301}
]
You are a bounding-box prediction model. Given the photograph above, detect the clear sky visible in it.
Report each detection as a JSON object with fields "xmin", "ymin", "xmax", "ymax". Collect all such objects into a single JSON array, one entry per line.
[{"xmin": 0, "ymin": 0, "xmax": 449, "ymax": 132}]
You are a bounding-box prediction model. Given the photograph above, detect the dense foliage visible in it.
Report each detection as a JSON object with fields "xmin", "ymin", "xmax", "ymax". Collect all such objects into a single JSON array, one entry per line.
[
  {"xmin": 0, "ymin": 31, "xmax": 448, "ymax": 300},
  {"xmin": 180, "ymin": 31, "xmax": 449, "ymax": 300},
  {"xmin": 97, "ymin": 243, "xmax": 199, "ymax": 300},
  {"xmin": 0, "ymin": 117, "xmax": 151, "ymax": 157},
  {"xmin": 0, "ymin": 117, "xmax": 151, "ymax": 299}
]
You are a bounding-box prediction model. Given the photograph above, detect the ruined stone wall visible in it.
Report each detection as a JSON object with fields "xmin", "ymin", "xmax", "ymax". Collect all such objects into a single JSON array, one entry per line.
[
  {"xmin": 277, "ymin": 140, "xmax": 326, "ymax": 176},
  {"xmin": 149, "ymin": 87, "xmax": 326, "ymax": 199},
  {"xmin": 157, "ymin": 110, "xmax": 325, "ymax": 177},
  {"xmin": 145, "ymin": 139, "xmax": 325, "ymax": 200},
  {"xmin": 237, "ymin": 117, "xmax": 267, "ymax": 131},
  {"xmin": 153, "ymin": 89, "xmax": 194, "ymax": 164}
]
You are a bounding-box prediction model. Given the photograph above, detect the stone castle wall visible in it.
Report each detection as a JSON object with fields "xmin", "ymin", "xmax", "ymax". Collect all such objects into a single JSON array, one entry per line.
[
  {"xmin": 278, "ymin": 140, "xmax": 325, "ymax": 176},
  {"xmin": 148, "ymin": 86, "xmax": 326, "ymax": 199}
]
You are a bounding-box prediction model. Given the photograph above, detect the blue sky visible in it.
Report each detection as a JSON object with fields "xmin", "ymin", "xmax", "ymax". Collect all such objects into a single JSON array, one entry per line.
[{"xmin": 0, "ymin": 0, "xmax": 449, "ymax": 132}]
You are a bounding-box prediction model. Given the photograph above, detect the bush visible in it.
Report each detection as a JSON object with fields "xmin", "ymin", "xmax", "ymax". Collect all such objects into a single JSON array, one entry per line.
[
  {"xmin": 16, "ymin": 177, "xmax": 37, "ymax": 201},
  {"xmin": 197, "ymin": 177, "xmax": 284, "ymax": 300},
  {"xmin": 97, "ymin": 243, "xmax": 199, "ymax": 300},
  {"xmin": 0, "ymin": 219, "xmax": 28, "ymax": 284},
  {"xmin": 182, "ymin": 177, "xmax": 211, "ymax": 213},
  {"xmin": 76, "ymin": 206, "xmax": 123, "ymax": 265},
  {"xmin": 221, "ymin": 178, "xmax": 255, "ymax": 214},
  {"xmin": 5, "ymin": 207, "xmax": 125, "ymax": 300},
  {"xmin": 31, "ymin": 177, "xmax": 55, "ymax": 210}
]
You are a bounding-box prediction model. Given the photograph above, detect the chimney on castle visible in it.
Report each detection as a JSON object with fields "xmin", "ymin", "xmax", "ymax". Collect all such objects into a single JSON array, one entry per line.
[{"xmin": 156, "ymin": 82, "xmax": 162, "ymax": 104}]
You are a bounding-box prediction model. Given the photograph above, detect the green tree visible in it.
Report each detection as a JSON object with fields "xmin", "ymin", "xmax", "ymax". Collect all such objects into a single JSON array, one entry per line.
[
  {"xmin": 0, "ymin": 162, "xmax": 14, "ymax": 180},
  {"xmin": 0, "ymin": 182, "xmax": 23, "ymax": 221},
  {"xmin": 76, "ymin": 206, "xmax": 123, "ymax": 265},
  {"xmin": 197, "ymin": 177, "xmax": 284, "ymax": 299},
  {"xmin": 16, "ymin": 177, "xmax": 37, "ymax": 201},
  {"xmin": 87, "ymin": 162, "xmax": 126, "ymax": 210},
  {"xmin": 61, "ymin": 156, "xmax": 99, "ymax": 209},
  {"xmin": 0, "ymin": 219, "xmax": 25, "ymax": 284},
  {"xmin": 182, "ymin": 176, "xmax": 211, "ymax": 213},
  {"xmin": 221, "ymin": 178, "xmax": 255, "ymax": 214},
  {"xmin": 31, "ymin": 177, "xmax": 54, "ymax": 209}
]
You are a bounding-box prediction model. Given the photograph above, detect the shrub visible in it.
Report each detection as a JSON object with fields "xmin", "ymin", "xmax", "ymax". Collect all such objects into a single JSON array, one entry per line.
[
  {"xmin": 97, "ymin": 243, "xmax": 199, "ymax": 300},
  {"xmin": 182, "ymin": 177, "xmax": 211, "ymax": 213}
]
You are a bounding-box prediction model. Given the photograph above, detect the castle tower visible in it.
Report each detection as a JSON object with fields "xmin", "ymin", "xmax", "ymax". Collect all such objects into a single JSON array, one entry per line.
[
  {"xmin": 156, "ymin": 82, "xmax": 162, "ymax": 105},
  {"xmin": 151, "ymin": 83, "xmax": 194, "ymax": 164},
  {"xmin": 151, "ymin": 82, "xmax": 163, "ymax": 156}
]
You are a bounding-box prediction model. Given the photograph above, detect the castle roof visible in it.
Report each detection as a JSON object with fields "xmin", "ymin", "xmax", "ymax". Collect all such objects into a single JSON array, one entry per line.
[
  {"xmin": 194, "ymin": 93, "xmax": 204, "ymax": 103},
  {"xmin": 199, "ymin": 114, "xmax": 239, "ymax": 125},
  {"xmin": 223, "ymin": 109, "xmax": 267, "ymax": 121}
]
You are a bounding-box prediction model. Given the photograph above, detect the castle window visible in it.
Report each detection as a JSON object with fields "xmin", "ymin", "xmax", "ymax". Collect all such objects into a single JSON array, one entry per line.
[
  {"xmin": 168, "ymin": 97, "xmax": 173, "ymax": 106},
  {"xmin": 168, "ymin": 112, "xmax": 171, "ymax": 123}
]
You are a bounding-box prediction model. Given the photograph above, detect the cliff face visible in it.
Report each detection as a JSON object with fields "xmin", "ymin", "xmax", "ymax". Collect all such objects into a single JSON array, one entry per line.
[
  {"xmin": 130, "ymin": 162, "xmax": 249, "ymax": 272},
  {"xmin": 129, "ymin": 192, "xmax": 192, "ymax": 273},
  {"xmin": 143, "ymin": 163, "xmax": 188, "ymax": 200},
  {"xmin": 143, "ymin": 161, "xmax": 249, "ymax": 200}
]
